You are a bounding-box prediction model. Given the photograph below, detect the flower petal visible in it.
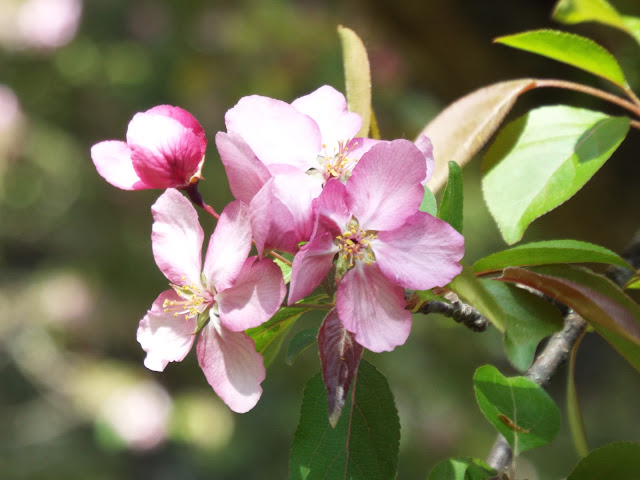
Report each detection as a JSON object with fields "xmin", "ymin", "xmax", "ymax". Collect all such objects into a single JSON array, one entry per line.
[
  {"xmin": 291, "ymin": 85, "xmax": 362, "ymax": 149},
  {"xmin": 414, "ymin": 134, "xmax": 435, "ymax": 185},
  {"xmin": 215, "ymin": 132, "xmax": 272, "ymax": 204},
  {"xmin": 91, "ymin": 140, "xmax": 151, "ymax": 190},
  {"xmin": 346, "ymin": 139, "xmax": 426, "ymax": 231},
  {"xmin": 196, "ymin": 324, "xmax": 265, "ymax": 413},
  {"xmin": 146, "ymin": 105, "xmax": 207, "ymax": 146},
  {"xmin": 127, "ymin": 110, "xmax": 206, "ymax": 189},
  {"xmin": 137, "ymin": 290, "xmax": 197, "ymax": 371},
  {"xmin": 313, "ymin": 179, "xmax": 351, "ymax": 237},
  {"xmin": 203, "ymin": 200, "xmax": 252, "ymax": 292},
  {"xmin": 217, "ymin": 257, "xmax": 286, "ymax": 331},
  {"xmin": 225, "ymin": 95, "xmax": 321, "ymax": 170},
  {"xmin": 337, "ymin": 263, "xmax": 412, "ymax": 352},
  {"xmin": 373, "ymin": 211, "xmax": 464, "ymax": 290},
  {"xmin": 288, "ymin": 232, "xmax": 339, "ymax": 304},
  {"xmin": 151, "ymin": 189, "xmax": 204, "ymax": 286}
]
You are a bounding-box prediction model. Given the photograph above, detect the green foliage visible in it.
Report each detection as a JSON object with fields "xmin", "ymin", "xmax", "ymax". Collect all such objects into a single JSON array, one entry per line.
[
  {"xmin": 495, "ymin": 29, "xmax": 630, "ymax": 89},
  {"xmin": 482, "ymin": 281, "xmax": 563, "ymax": 371},
  {"xmin": 286, "ymin": 326, "xmax": 320, "ymax": 366},
  {"xmin": 553, "ymin": 0, "xmax": 640, "ymax": 47},
  {"xmin": 247, "ymin": 307, "xmax": 307, "ymax": 367},
  {"xmin": 338, "ymin": 26, "xmax": 372, "ymax": 138},
  {"xmin": 426, "ymin": 457, "xmax": 496, "ymax": 480},
  {"xmin": 473, "ymin": 365, "xmax": 562, "ymax": 454},
  {"xmin": 438, "ymin": 161, "xmax": 463, "ymax": 233},
  {"xmin": 498, "ymin": 265, "xmax": 640, "ymax": 372},
  {"xmin": 483, "ymin": 105, "xmax": 629, "ymax": 244},
  {"xmin": 422, "ymin": 79, "xmax": 535, "ymax": 193},
  {"xmin": 472, "ymin": 239, "xmax": 631, "ymax": 273},
  {"xmin": 289, "ymin": 361, "xmax": 400, "ymax": 480},
  {"xmin": 567, "ymin": 442, "xmax": 640, "ymax": 479},
  {"xmin": 419, "ymin": 185, "xmax": 438, "ymax": 216},
  {"xmin": 567, "ymin": 332, "xmax": 589, "ymax": 458},
  {"xmin": 275, "ymin": 257, "xmax": 293, "ymax": 284}
]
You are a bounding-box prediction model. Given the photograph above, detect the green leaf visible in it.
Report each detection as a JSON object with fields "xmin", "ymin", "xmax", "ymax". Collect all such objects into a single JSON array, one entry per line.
[
  {"xmin": 338, "ymin": 25, "xmax": 371, "ymax": 138},
  {"xmin": 427, "ymin": 457, "xmax": 496, "ymax": 480},
  {"xmin": 552, "ymin": 0, "xmax": 640, "ymax": 48},
  {"xmin": 567, "ymin": 330, "xmax": 589, "ymax": 458},
  {"xmin": 448, "ymin": 262, "xmax": 507, "ymax": 332},
  {"xmin": 247, "ymin": 307, "xmax": 307, "ymax": 367},
  {"xmin": 567, "ymin": 442, "xmax": 640, "ymax": 479},
  {"xmin": 438, "ymin": 161, "xmax": 463, "ymax": 233},
  {"xmin": 473, "ymin": 365, "xmax": 561, "ymax": 454},
  {"xmin": 286, "ymin": 326, "xmax": 320, "ymax": 366},
  {"xmin": 482, "ymin": 105, "xmax": 629, "ymax": 244},
  {"xmin": 626, "ymin": 275, "xmax": 640, "ymax": 289},
  {"xmin": 495, "ymin": 29, "xmax": 629, "ymax": 89},
  {"xmin": 419, "ymin": 184, "xmax": 438, "ymax": 216},
  {"xmin": 422, "ymin": 79, "xmax": 535, "ymax": 193},
  {"xmin": 275, "ymin": 257, "xmax": 293, "ymax": 284},
  {"xmin": 498, "ymin": 265, "xmax": 640, "ymax": 372},
  {"xmin": 289, "ymin": 360, "xmax": 400, "ymax": 480},
  {"xmin": 482, "ymin": 281, "xmax": 563, "ymax": 371},
  {"xmin": 473, "ymin": 239, "xmax": 632, "ymax": 273}
]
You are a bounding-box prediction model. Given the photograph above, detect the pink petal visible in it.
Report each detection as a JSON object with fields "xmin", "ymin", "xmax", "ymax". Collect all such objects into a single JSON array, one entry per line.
[
  {"xmin": 151, "ymin": 189, "xmax": 204, "ymax": 286},
  {"xmin": 337, "ymin": 263, "xmax": 412, "ymax": 352},
  {"xmin": 288, "ymin": 232, "xmax": 339, "ymax": 304},
  {"xmin": 196, "ymin": 323, "xmax": 265, "ymax": 413},
  {"xmin": 291, "ymin": 85, "xmax": 362, "ymax": 149},
  {"xmin": 146, "ymin": 105, "xmax": 207, "ymax": 145},
  {"xmin": 414, "ymin": 134, "xmax": 435, "ymax": 185},
  {"xmin": 215, "ymin": 132, "xmax": 272, "ymax": 203},
  {"xmin": 224, "ymin": 95, "xmax": 321, "ymax": 170},
  {"xmin": 313, "ymin": 179, "xmax": 351, "ymax": 237},
  {"xmin": 91, "ymin": 140, "xmax": 151, "ymax": 190},
  {"xmin": 127, "ymin": 111, "xmax": 206, "ymax": 189},
  {"xmin": 137, "ymin": 290, "xmax": 197, "ymax": 371},
  {"xmin": 373, "ymin": 211, "xmax": 464, "ymax": 290},
  {"xmin": 249, "ymin": 172, "xmax": 322, "ymax": 255},
  {"xmin": 203, "ymin": 201, "xmax": 252, "ymax": 292},
  {"xmin": 217, "ymin": 257, "xmax": 286, "ymax": 331},
  {"xmin": 346, "ymin": 139, "xmax": 426, "ymax": 231}
]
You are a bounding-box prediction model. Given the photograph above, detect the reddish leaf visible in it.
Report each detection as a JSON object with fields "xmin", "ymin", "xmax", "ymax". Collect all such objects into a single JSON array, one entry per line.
[{"xmin": 318, "ymin": 309, "xmax": 364, "ymax": 427}]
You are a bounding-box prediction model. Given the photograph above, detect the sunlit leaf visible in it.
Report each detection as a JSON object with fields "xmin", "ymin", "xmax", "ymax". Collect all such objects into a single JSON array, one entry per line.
[
  {"xmin": 338, "ymin": 25, "xmax": 371, "ymax": 138},
  {"xmin": 247, "ymin": 307, "xmax": 307, "ymax": 367},
  {"xmin": 427, "ymin": 457, "xmax": 496, "ymax": 480},
  {"xmin": 495, "ymin": 29, "xmax": 629, "ymax": 89},
  {"xmin": 290, "ymin": 361, "xmax": 400, "ymax": 480},
  {"xmin": 498, "ymin": 265, "xmax": 640, "ymax": 372},
  {"xmin": 286, "ymin": 325, "xmax": 320, "ymax": 366},
  {"xmin": 422, "ymin": 79, "xmax": 535, "ymax": 193},
  {"xmin": 419, "ymin": 184, "xmax": 438, "ymax": 216},
  {"xmin": 275, "ymin": 257, "xmax": 293, "ymax": 284},
  {"xmin": 626, "ymin": 276, "xmax": 640, "ymax": 289},
  {"xmin": 438, "ymin": 161, "xmax": 463, "ymax": 233},
  {"xmin": 482, "ymin": 106, "xmax": 629, "ymax": 244},
  {"xmin": 482, "ymin": 281, "xmax": 563, "ymax": 371},
  {"xmin": 567, "ymin": 442, "xmax": 640, "ymax": 479},
  {"xmin": 474, "ymin": 365, "xmax": 561, "ymax": 454},
  {"xmin": 473, "ymin": 239, "xmax": 631, "ymax": 273},
  {"xmin": 318, "ymin": 309, "xmax": 363, "ymax": 427}
]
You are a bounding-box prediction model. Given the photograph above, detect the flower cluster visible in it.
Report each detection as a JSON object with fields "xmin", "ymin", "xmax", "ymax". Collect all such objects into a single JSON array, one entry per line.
[{"xmin": 91, "ymin": 87, "xmax": 464, "ymax": 412}]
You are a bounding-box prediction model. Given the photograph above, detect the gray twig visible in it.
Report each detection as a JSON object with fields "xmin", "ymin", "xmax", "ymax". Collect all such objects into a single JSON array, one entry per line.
[{"xmin": 417, "ymin": 292, "xmax": 489, "ymax": 332}]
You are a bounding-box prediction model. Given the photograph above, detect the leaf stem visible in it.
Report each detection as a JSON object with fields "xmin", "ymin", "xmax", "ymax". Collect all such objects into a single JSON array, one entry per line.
[{"xmin": 269, "ymin": 250, "xmax": 292, "ymax": 266}]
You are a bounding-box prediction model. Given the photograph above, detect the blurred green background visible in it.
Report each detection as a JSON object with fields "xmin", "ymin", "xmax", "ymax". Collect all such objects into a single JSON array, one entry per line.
[{"xmin": 1, "ymin": 0, "xmax": 640, "ymax": 479}]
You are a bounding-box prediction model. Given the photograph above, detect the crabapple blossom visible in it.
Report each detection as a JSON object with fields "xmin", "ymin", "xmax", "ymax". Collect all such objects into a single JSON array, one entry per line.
[
  {"xmin": 288, "ymin": 139, "xmax": 464, "ymax": 353},
  {"xmin": 136, "ymin": 189, "xmax": 286, "ymax": 413},
  {"xmin": 91, "ymin": 105, "xmax": 207, "ymax": 191}
]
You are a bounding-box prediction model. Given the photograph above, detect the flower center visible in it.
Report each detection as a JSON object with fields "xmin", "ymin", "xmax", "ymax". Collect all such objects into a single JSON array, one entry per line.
[
  {"xmin": 335, "ymin": 220, "xmax": 377, "ymax": 271},
  {"xmin": 319, "ymin": 140, "xmax": 358, "ymax": 181},
  {"xmin": 163, "ymin": 279, "xmax": 214, "ymax": 321}
]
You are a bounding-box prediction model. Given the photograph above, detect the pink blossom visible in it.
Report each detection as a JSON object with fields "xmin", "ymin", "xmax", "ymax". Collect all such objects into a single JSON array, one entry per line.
[
  {"xmin": 91, "ymin": 105, "xmax": 207, "ymax": 191},
  {"xmin": 288, "ymin": 139, "xmax": 464, "ymax": 352},
  {"xmin": 137, "ymin": 189, "xmax": 286, "ymax": 413}
]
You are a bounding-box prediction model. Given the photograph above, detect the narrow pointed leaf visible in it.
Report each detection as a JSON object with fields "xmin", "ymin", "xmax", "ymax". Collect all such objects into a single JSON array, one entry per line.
[
  {"xmin": 419, "ymin": 184, "xmax": 438, "ymax": 216},
  {"xmin": 473, "ymin": 365, "xmax": 561, "ymax": 454},
  {"xmin": 338, "ymin": 25, "xmax": 371, "ymax": 137},
  {"xmin": 626, "ymin": 275, "xmax": 640, "ymax": 289},
  {"xmin": 567, "ymin": 442, "xmax": 640, "ymax": 479},
  {"xmin": 427, "ymin": 457, "xmax": 496, "ymax": 480},
  {"xmin": 422, "ymin": 79, "xmax": 535, "ymax": 193},
  {"xmin": 482, "ymin": 281, "xmax": 563, "ymax": 371},
  {"xmin": 552, "ymin": 0, "xmax": 640, "ymax": 48},
  {"xmin": 497, "ymin": 265, "xmax": 640, "ymax": 372},
  {"xmin": 473, "ymin": 239, "xmax": 632, "ymax": 273},
  {"xmin": 483, "ymin": 106, "xmax": 629, "ymax": 244},
  {"xmin": 286, "ymin": 325, "xmax": 320, "ymax": 366},
  {"xmin": 495, "ymin": 29, "xmax": 629, "ymax": 89},
  {"xmin": 246, "ymin": 307, "xmax": 307, "ymax": 367},
  {"xmin": 289, "ymin": 361, "xmax": 400, "ymax": 480},
  {"xmin": 437, "ymin": 161, "xmax": 463, "ymax": 233},
  {"xmin": 318, "ymin": 309, "xmax": 364, "ymax": 427},
  {"xmin": 567, "ymin": 330, "xmax": 589, "ymax": 458}
]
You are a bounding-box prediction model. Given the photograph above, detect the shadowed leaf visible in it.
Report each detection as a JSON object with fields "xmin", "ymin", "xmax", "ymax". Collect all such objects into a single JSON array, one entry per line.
[
  {"xmin": 567, "ymin": 442, "xmax": 640, "ymax": 479},
  {"xmin": 438, "ymin": 161, "xmax": 463, "ymax": 233},
  {"xmin": 427, "ymin": 457, "xmax": 496, "ymax": 480}
]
